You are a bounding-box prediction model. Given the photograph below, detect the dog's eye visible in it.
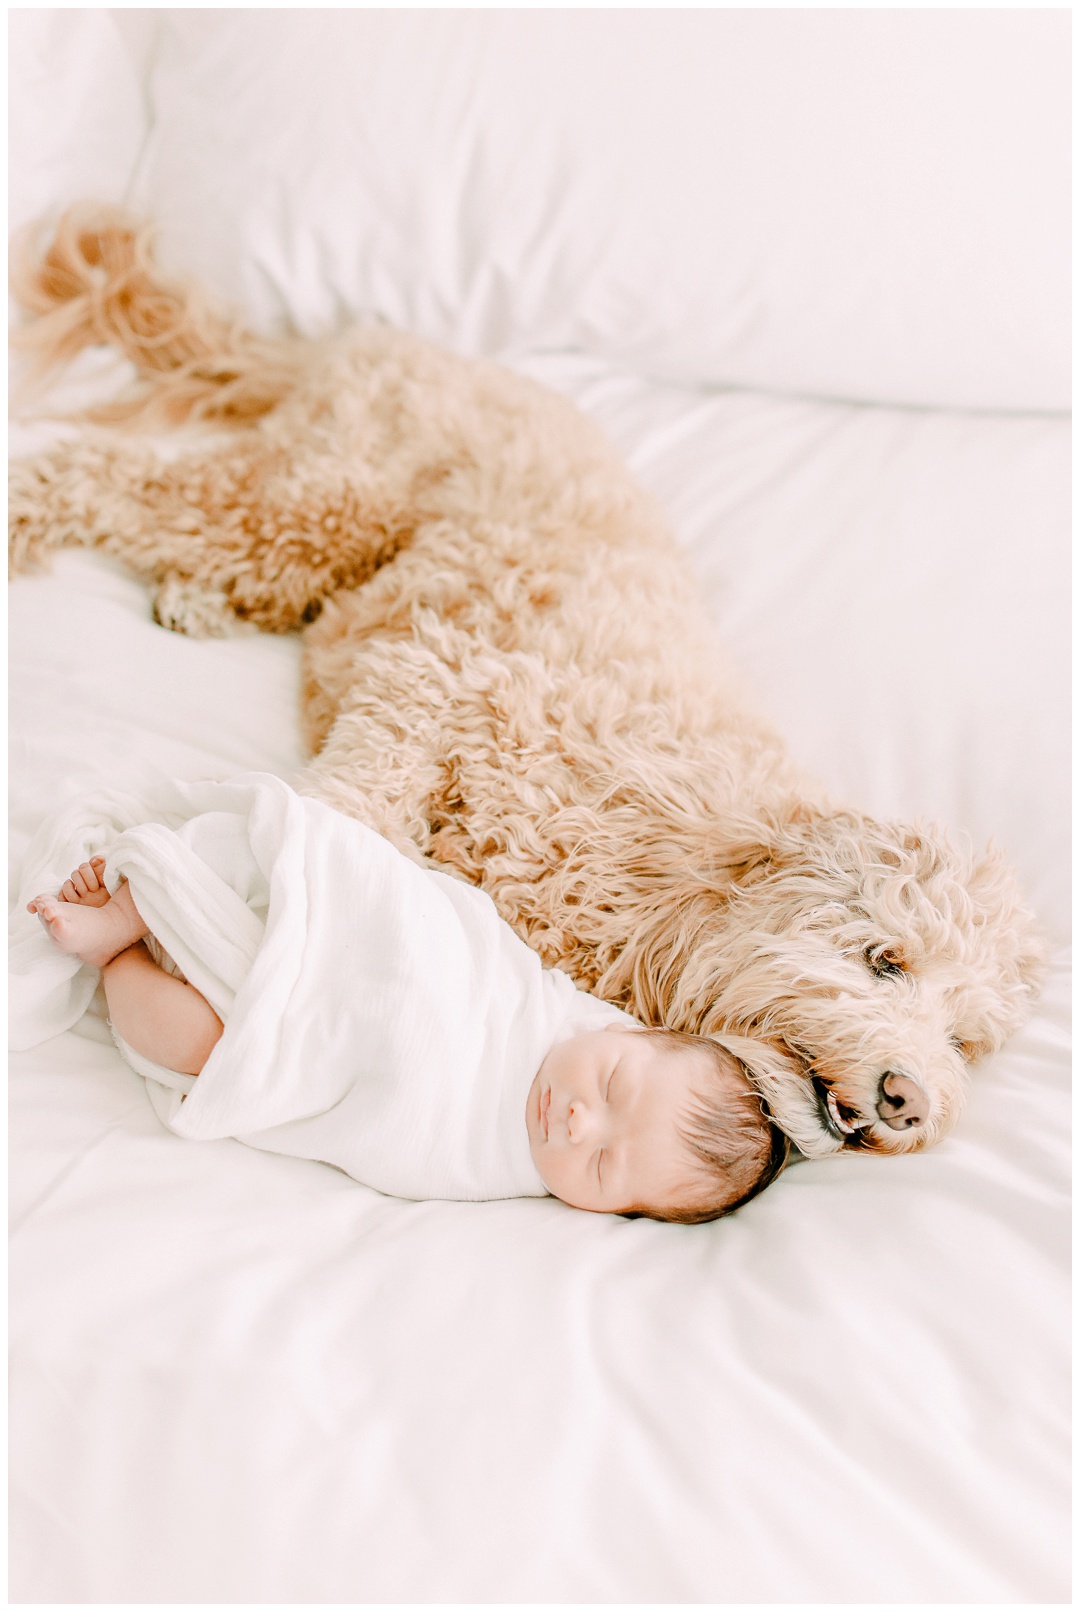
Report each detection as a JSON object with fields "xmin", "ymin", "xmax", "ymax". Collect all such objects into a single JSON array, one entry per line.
[{"xmin": 863, "ymin": 945, "xmax": 905, "ymax": 979}]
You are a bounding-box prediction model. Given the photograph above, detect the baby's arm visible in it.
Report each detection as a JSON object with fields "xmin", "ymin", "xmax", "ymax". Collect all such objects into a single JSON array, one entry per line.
[{"xmin": 29, "ymin": 860, "xmax": 223, "ymax": 1076}]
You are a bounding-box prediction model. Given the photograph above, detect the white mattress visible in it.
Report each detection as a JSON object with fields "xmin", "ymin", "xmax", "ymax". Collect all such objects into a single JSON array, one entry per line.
[{"xmin": 9, "ymin": 359, "xmax": 1070, "ymax": 1602}]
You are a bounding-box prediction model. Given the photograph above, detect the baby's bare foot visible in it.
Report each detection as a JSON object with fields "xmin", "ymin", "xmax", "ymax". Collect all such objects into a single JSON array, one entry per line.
[
  {"xmin": 27, "ymin": 895, "xmax": 118, "ymax": 967},
  {"xmin": 58, "ymin": 857, "xmax": 110, "ymax": 908},
  {"xmin": 28, "ymin": 870, "xmax": 148, "ymax": 969}
]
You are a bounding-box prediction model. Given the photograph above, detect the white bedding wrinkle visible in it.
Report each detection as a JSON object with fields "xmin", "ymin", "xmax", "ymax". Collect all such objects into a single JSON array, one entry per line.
[{"xmin": 11, "ymin": 773, "xmax": 634, "ymax": 1201}]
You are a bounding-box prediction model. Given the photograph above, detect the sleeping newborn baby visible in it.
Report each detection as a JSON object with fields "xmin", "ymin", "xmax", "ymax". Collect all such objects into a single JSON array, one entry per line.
[{"xmin": 16, "ymin": 773, "xmax": 787, "ymax": 1223}]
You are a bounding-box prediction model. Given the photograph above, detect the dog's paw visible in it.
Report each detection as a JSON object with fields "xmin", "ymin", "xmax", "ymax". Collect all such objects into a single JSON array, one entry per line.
[{"xmin": 152, "ymin": 576, "xmax": 259, "ymax": 638}]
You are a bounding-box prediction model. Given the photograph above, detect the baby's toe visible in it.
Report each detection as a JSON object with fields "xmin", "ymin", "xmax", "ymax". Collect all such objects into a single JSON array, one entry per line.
[
  {"xmin": 80, "ymin": 861, "xmax": 105, "ymax": 892},
  {"xmin": 76, "ymin": 863, "xmax": 104, "ymax": 894}
]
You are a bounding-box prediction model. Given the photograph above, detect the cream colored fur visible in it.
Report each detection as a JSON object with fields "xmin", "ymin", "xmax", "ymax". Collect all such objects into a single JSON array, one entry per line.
[{"xmin": 9, "ymin": 209, "xmax": 1046, "ymax": 1158}]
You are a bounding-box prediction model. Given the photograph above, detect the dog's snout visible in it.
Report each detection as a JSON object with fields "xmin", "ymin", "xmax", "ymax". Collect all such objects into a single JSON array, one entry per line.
[{"xmin": 876, "ymin": 1072, "xmax": 930, "ymax": 1130}]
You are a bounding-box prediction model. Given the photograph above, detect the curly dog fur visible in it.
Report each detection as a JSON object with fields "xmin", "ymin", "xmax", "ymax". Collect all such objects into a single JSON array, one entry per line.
[{"xmin": 9, "ymin": 208, "xmax": 1046, "ymax": 1158}]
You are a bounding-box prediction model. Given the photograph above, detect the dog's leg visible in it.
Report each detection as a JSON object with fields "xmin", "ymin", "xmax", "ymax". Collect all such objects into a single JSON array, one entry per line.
[
  {"xmin": 151, "ymin": 576, "xmax": 258, "ymax": 637},
  {"xmin": 10, "ymin": 432, "xmax": 411, "ymax": 635}
]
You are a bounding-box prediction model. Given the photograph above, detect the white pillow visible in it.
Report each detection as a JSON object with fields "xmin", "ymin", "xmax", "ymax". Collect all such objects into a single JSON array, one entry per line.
[
  {"xmin": 8, "ymin": 9, "xmax": 149, "ymax": 233},
  {"xmin": 129, "ymin": 9, "xmax": 1069, "ymax": 412}
]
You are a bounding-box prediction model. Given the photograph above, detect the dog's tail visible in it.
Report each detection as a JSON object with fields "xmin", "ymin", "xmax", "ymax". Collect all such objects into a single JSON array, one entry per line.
[{"xmin": 10, "ymin": 204, "xmax": 309, "ymax": 427}]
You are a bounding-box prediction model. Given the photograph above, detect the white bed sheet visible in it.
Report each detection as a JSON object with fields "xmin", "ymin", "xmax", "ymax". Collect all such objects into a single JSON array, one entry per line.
[{"xmin": 8, "ymin": 364, "xmax": 1070, "ymax": 1602}]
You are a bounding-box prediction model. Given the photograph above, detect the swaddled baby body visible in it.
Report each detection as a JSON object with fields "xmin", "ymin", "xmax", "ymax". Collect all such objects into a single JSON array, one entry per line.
[{"xmin": 19, "ymin": 775, "xmax": 786, "ymax": 1222}]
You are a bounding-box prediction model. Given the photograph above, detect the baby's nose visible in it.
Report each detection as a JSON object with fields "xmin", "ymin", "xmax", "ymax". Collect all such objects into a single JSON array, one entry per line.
[{"xmin": 567, "ymin": 1099, "xmax": 603, "ymax": 1144}]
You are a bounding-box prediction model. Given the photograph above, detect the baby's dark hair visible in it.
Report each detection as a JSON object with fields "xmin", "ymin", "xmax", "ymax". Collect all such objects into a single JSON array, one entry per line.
[{"xmin": 627, "ymin": 1026, "xmax": 790, "ymax": 1226}]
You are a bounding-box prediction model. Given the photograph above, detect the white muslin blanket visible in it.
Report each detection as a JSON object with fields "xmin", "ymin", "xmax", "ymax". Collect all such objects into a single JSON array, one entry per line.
[{"xmin": 9, "ymin": 773, "xmax": 634, "ymax": 1200}]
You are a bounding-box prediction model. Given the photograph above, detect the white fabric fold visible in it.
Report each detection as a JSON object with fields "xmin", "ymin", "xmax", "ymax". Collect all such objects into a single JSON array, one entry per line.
[{"xmin": 9, "ymin": 773, "xmax": 634, "ymax": 1200}]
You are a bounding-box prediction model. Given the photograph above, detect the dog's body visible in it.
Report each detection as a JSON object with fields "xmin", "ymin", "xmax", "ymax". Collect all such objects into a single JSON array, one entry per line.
[{"xmin": 9, "ymin": 212, "xmax": 1045, "ymax": 1157}]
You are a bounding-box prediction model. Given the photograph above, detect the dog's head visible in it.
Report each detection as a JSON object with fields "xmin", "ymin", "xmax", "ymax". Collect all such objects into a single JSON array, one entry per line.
[{"xmin": 602, "ymin": 806, "xmax": 1046, "ymax": 1157}]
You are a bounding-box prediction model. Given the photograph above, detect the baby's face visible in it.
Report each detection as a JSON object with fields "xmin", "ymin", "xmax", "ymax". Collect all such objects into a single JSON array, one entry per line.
[{"xmin": 525, "ymin": 1025, "xmax": 712, "ymax": 1215}]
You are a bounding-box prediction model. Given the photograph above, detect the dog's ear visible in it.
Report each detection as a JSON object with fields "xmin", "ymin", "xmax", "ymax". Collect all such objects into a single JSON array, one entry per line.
[
  {"xmin": 600, "ymin": 806, "xmax": 824, "ymax": 1021},
  {"xmin": 704, "ymin": 831, "xmax": 776, "ymax": 886},
  {"xmin": 703, "ymin": 800, "xmax": 839, "ymax": 890},
  {"xmin": 702, "ymin": 806, "xmax": 809, "ymax": 888}
]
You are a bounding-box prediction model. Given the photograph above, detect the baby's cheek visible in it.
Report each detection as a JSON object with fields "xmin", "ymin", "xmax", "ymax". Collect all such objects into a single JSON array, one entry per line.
[
  {"xmin": 536, "ymin": 1151, "xmax": 571, "ymax": 1205},
  {"xmin": 535, "ymin": 1155, "xmax": 561, "ymax": 1199}
]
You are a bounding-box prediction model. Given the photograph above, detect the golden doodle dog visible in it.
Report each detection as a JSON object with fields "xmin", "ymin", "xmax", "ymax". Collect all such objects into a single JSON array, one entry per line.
[{"xmin": 9, "ymin": 208, "xmax": 1045, "ymax": 1159}]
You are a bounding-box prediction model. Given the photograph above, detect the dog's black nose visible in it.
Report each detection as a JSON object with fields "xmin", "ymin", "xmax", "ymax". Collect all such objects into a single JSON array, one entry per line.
[{"xmin": 876, "ymin": 1072, "xmax": 930, "ymax": 1130}]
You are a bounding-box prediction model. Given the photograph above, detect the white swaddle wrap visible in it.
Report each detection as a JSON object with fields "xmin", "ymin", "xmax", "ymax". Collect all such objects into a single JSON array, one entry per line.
[{"xmin": 10, "ymin": 773, "xmax": 635, "ymax": 1200}]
